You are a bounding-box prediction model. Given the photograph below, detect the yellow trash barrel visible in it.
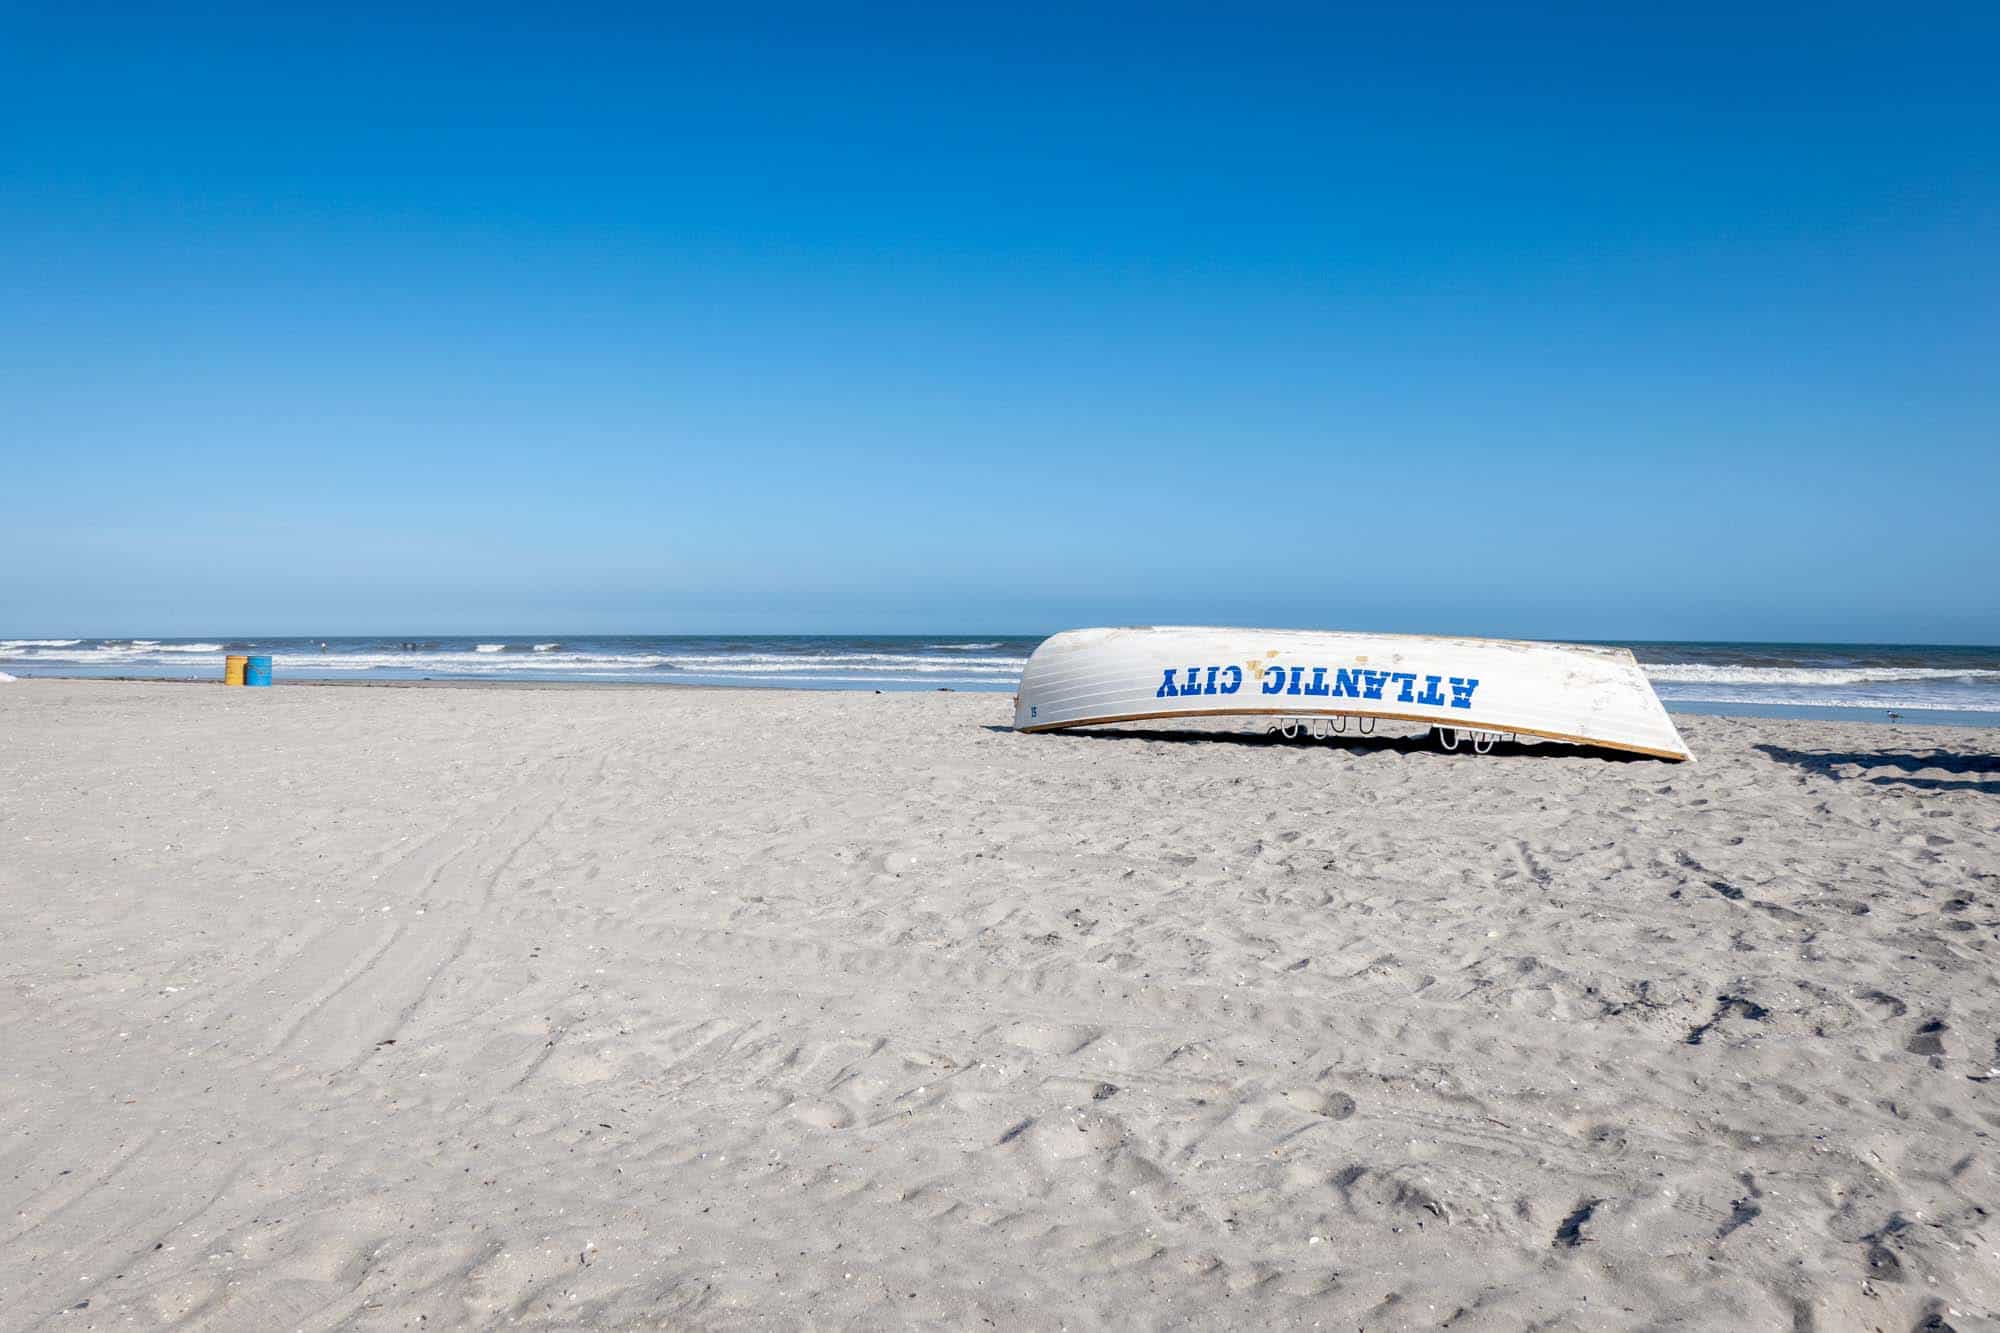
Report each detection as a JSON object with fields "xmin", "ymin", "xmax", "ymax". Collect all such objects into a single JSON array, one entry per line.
[{"xmin": 224, "ymin": 654, "xmax": 248, "ymax": 686}]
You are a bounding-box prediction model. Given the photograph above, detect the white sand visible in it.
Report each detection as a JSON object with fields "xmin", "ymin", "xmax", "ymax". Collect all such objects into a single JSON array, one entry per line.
[{"xmin": 2, "ymin": 680, "xmax": 1996, "ymax": 1329}]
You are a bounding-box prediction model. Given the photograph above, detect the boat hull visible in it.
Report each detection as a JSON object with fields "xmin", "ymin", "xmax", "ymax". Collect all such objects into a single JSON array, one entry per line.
[{"xmin": 1012, "ymin": 627, "xmax": 1691, "ymax": 761}]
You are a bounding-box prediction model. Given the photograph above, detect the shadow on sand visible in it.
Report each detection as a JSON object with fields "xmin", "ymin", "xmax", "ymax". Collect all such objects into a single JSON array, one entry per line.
[
  {"xmin": 1755, "ymin": 744, "xmax": 2000, "ymax": 794},
  {"xmin": 987, "ymin": 724, "xmax": 1656, "ymax": 763}
]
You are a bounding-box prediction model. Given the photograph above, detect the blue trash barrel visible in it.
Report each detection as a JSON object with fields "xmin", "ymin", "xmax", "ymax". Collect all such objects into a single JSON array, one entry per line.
[{"xmin": 244, "ymin": 655, "xmax": 273, "ymax": 687}]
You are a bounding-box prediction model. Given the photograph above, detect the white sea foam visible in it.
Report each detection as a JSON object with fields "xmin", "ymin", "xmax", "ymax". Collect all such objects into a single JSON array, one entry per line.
[
  {"xmin": 8, "ymin": 642, "xmax": 1994, "ymax": 714},
  {"xmin": 1645, "ymin": 664, "xmax": 2000, "ymax": 685},
  {"xmin": 203, "ymin": 651, "xmax": 1024, "ymax": 680},
  {"xmin": 0, "ymin": 672, "xmax": 17, "ymax": 682},
  {"xmin": 186, "ymin": 652, "xmax": 681, "ymax": 673},
  {"xmin": 274, "ymin": 652, "xmax": 1021, "ymax": 676},
  {"xmin": 6, "ymin": 643, "xmax": 229, "ymax": 662},
  {"xmin": 673, "ymin": 662, "xmax": 1018, "ymax": 675},
  {"xmin": 1655, "ymin": 690, "xmax": 1981, "ymax": 712},
  {"xmin": 664, "ymin": 653, "xmax": 1023, "ymax": 671},
  {"xmin": 1, "ymin": 647, "xmax": 1018, "ymax": 673}
]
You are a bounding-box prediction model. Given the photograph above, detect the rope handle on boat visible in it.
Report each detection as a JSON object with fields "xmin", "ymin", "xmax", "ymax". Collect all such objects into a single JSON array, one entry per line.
[{"xmin": 1261, "ymin": 719, "xmax": 1515, "ymax": 753}]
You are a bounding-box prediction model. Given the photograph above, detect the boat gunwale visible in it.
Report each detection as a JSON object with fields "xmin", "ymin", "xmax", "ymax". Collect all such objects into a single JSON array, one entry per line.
[{"xmin": 1014, "ymin": 703, "xmax": 1692, "ymax": 762}]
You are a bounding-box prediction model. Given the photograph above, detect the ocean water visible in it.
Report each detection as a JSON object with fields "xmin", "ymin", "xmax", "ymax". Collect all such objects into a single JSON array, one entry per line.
[{"xmin": 4, "ymin": 635, "xmax": 1998, "ymax": 724}]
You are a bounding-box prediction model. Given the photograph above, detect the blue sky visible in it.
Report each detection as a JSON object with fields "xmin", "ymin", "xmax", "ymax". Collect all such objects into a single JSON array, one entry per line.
[{"xmin": 3, "ymin": 4, "xmax": 1995, "ymax": 640}]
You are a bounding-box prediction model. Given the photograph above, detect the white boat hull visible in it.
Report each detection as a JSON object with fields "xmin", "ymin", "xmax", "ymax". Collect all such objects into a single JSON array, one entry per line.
[{"xmin": 1013, "ymin": 626, "xmax": 1692, "ymax": 762}]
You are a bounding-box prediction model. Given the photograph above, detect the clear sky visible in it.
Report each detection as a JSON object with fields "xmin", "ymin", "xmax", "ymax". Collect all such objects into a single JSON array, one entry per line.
[{"xmin": 3, "ymin": 4, "xmax": 1995, "ymax": 641}]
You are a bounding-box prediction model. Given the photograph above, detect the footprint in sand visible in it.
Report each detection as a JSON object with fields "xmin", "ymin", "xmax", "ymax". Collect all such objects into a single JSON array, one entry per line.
[
  {"xmin": 547, "ymin": 1047, "xmax": 623, "ymax": 1085},
  {"xmin": 1034, "ymin": 1111, "xmax": 1129, "ymax": 1161},
  {"xmin": 792, "ymin": 1099, "xmax": 856, "ymax": 1130},
  {"xmin": 1002, "ymin": 1021, "xmax": 1100, "ymax": 1056},
  {"xmin": 1283, "ymin": 1088, "xmax": 1357, "ymax": 1120}
]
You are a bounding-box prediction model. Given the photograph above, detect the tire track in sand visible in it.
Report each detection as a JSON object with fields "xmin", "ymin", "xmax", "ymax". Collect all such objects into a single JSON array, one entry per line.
[{"xmin": 251, "ymin": 752, "xmax": 602, "ymax": 1079}]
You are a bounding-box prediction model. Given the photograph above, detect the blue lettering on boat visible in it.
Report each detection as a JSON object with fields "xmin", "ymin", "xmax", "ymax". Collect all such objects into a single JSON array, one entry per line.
[{"xmin": 1155, "ymin": 664, "xmax": 1481, "ymax": 710}]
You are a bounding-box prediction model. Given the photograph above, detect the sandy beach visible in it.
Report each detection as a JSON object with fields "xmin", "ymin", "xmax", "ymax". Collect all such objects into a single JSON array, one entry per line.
[{"xmin": 2, "ymin": 679, "xmax": 1996, "ymax": 1329}]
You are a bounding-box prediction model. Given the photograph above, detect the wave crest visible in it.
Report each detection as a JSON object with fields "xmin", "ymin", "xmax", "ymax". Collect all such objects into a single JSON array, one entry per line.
[{"xmin": 1646, "ymin": 664, "xmax": 2000, "ymax": 685}]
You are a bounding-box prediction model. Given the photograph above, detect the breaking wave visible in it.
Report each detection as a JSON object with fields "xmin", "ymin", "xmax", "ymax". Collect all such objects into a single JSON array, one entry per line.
[
  {"xmin": 4, "ymin": 637, "xmax": 1995, "ymax": 716},
  {"xmin": 1645, "ymin": 664, "xmax": 2000, "ymax": 685}
]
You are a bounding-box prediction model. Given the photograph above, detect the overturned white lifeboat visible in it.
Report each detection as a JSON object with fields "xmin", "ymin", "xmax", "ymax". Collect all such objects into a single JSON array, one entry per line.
[{"xmin": 1012, "ymin": 626, "xmax": 1691, "ymax": 762}]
